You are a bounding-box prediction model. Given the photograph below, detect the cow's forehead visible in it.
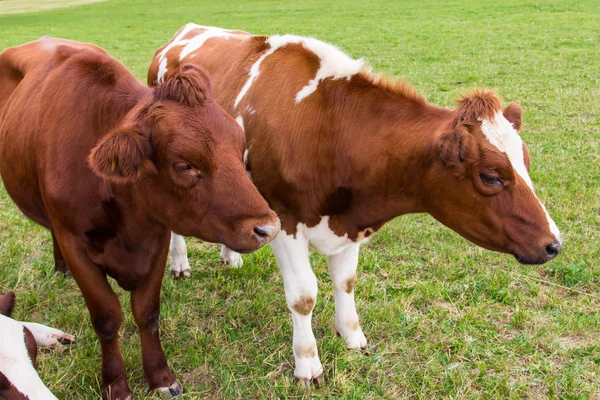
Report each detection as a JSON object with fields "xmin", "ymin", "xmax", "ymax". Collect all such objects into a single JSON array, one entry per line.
[{"xmin": 480, "ymin": 111, "xmax": 533, "ymax": 190}]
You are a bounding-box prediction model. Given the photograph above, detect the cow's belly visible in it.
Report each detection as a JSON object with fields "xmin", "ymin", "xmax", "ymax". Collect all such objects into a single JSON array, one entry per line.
[{"xmin": 302, "ymin": 216, "xmax": 371, "ymax": 256}]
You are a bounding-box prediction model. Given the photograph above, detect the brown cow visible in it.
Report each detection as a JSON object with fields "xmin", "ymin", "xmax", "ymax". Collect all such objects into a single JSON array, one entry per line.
[
  {"xmin": 149, "ymin": 24, "xmax": 562, "ymax": 383},
  {"xmin": 0, "ymin": 37, "xmax": 280, "ymax": 399}
]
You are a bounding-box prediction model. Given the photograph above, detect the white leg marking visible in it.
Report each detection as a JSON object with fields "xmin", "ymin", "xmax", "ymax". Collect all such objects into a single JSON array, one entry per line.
[
  {"xmin": 220, "ymin": 245, "xmax": 243, "ymax": 268},
  {"xmin": 170, "ymin": 232, "xmax": 191, "ymax": 278},
  {"xmin": 328, "ymin": 245, "xmax": 367, "ymax": 349},
  {"xmin": 0, "ymin": 315, "xmax": 57, "ymax": 399},
  {"xmin": 19, "ymin": 321, "xmax": 74, "ymax": 349},
  {"xmin": 270, "ymin": 230, "xmax": 322, "ymax": 381}
]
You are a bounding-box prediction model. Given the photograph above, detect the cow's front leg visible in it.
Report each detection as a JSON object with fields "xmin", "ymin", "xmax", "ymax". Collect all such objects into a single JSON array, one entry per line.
[
  {"xmin": 220, "ymin": 244, "xmax": 243, "ymax": 267},
  {"xmin": 169, "ymin": 233, "xmax": 191, "ymax": 279},
  {"xmin": 57, "ymin": 233, "xmax": 131, "ymax": 400},
  {"xmin": 131, "ymin": 249, "xmax": 181, "ymax": 396},
  {"xmin": 271, "ymin": 231, "xmax": 323, "ymax": 384},
  {"xmin": 328, "ymin": 245, "xmax": 367, "ymax": 349}
]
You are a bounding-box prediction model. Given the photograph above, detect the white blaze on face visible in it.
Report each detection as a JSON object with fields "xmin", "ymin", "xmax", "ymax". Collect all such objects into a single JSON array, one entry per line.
[
  {"xmin": 234, "ymin": 34, "xmax": 364, "ymax": 108},
  {"xmin": 0, "ymin": 315, "xmax": 57, "ymax": 399},
  {"xmin": 480, "ymin": 111, "xmax": 562, "ymax": 242}
]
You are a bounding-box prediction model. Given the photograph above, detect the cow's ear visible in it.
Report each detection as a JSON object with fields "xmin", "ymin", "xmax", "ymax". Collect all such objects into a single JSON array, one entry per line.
[
  {"xmin": 438, "ymin": 125, "xmax": 472, "ymax": 168},
  {"xmin": 0, "ymin": 291, "xmax": 16, "ymax": 317},
  {"xmin": 88, "ymin": 128, "xmax": 156, "ymax": 182},
  {"xmin": 503, "ymin": 103, "xmax": 522, "ymax": 131}
]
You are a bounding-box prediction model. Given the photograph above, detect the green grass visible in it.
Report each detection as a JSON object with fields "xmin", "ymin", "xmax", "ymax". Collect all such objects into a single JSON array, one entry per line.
[{"xmin": 1, "ymin": 0, "xmax": 599, "ymax": 398}]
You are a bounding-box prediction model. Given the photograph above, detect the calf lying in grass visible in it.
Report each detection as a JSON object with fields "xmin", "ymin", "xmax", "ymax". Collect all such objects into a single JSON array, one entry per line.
[{"xmin": 0, "ymin": 291, "xmax": 73, "ymax": 399}]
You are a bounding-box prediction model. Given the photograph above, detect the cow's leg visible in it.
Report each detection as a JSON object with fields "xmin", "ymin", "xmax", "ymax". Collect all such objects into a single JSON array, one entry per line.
[
  {"xmin": 169, "ymin": 233, "xmax": 191, "ymax": 279},
  {"xmin": 57, "ymin": 234, "xmax": 131, "ymax": 400},
  {"xmin": 130, "ymin": 253, "xmax": 181, "ymax": 395},
  {"xmin": 270, "ymin": 231, "xmax": 323, "ymax": 383},
  {"xmin": 220, "ymin": 245, "xmax": 243, "ymax": 267},
  {"xmin": 51, "ymin": 230, "xmax": 70, "ymax": 276},
  {"xmin": 328, "ymin": 245, "xmax": 367, "ymax": 349},
  {"xmin": 19, "ymin": 321, "xmax": 74, "ymax": 350}
]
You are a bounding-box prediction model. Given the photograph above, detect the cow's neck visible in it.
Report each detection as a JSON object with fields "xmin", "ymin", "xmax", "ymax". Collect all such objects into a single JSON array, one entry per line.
[{"xmin": 326, "ymin": 82, "xmax": 452, "ymax": 239}]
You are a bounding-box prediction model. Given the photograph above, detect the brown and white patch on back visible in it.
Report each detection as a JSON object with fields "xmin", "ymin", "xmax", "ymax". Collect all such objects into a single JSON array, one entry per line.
[
  {"xmin": 234, "ymin": 34, "xmax": 365, "ymax": 108},
  {"xmin": 155, "ymin": 23, "xmax": 250, "ymax": 84}
]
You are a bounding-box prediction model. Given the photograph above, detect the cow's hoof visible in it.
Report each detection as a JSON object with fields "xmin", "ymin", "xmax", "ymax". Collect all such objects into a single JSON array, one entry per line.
[
  {"xmin": 296, "ymin": 373, "xmax": 323, "ymax": 387},
  {"xmin": 157, "ymin": 381, "xmax": 183, "ymax": 397},
  {"xmin": 55, "ymin": 270, "xmax": 72, "ymax": 278},
  {"xmin": 171, "ymin": 270, "xmax": 191, "ymax": 280},
  {"xmin": 57, "ymin": 332, "xmax": 75, "ymax": 345}
]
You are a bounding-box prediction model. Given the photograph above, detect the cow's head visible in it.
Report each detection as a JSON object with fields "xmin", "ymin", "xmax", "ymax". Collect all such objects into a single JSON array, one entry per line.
[
  {"xmin": 425, "ymin": 90, "xmax": 562, "ymax": 264},
  {"xmin": 0, "ymin": 292, "xmax": 56, "ymax": 400},
  {"xmin": 89, "ymin": 64, "xmax": 279, "ymax": 253}
]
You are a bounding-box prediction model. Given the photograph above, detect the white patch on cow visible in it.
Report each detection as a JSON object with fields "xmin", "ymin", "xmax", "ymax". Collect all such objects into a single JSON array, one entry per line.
[
  {"xmin": 156, "ymin": 58, "xmax": 168, "ymax": 84},
  {"xmin": 243, "ymin": 148, "xmax": 249, "ymax": 166},
  {"xmin": 179, "ymin": 26, "xmax": 244, "ymax": 60},
  {"xmin": 156, "ymin": 23, "xmax": 197, "ymax": 83},
  {"xmin": 169, "ymin": 233, "xmax": 191, "ymax": 277},
  {"xmin": 235, "ymin": 115, "xmax": 244, "ymax": 132},
  {"xmin": 304, "ymin": 216, "xmax": 371, "ymax": 256},
  {"xmin": 247, "ymin": 106, "xmax": 256, "ymax": 115},
  {"xmin": 19, "ymin": 321, "xmax": 74, "ymax": 349},
  {"xmin": 480, "ymin": 111, "xmax": 561, "ymax": 242},
  {"xmin": 234, "ymin": 34, "xmax": 364, "ymax": 108},
  {"xmin": 292, "ymin": 37, "xmax": 364, "ymax": 103},
  {"xmin": 0, "ymin": 315, "xmax": 57, "ymax": 399}
]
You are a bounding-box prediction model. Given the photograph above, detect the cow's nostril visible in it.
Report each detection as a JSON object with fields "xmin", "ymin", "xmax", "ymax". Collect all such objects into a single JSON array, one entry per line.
[
  {"xmin": 253, "ymin": 225, "xmax": 275, "ymax": 240},
  {"xmin": 545, "ymin": 242, "xmax": 562, "ymax": 259}
]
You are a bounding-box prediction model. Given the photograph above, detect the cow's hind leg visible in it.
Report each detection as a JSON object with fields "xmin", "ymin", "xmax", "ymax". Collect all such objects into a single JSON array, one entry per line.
[
  {"xmin": 220, "ymin": 245, "xmax": 243, "ymax": 267},
  {"xmin": 271, "ymin": 231, "xmax": 323, "ymax": 384},
  {"xmin": 169, "ymin": 233, "xmax": 191, "ymax": 279},
  {"xmin": 328, "ymin": 245, "xmax": 367, "ymax": 349},
  {"xmin": 57, "ymin": 232, "xmax": 131, "ymax": 400},
  {"xmin": 51, "ymin": 230, "xmax": 70, "ymax": 276},
  {"xmin": 131, "ymin": 248, "xmax": 181, "ymax": 396}
]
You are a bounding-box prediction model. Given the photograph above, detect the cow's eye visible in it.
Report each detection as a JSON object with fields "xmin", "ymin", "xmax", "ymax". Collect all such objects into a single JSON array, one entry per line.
[
  {"xmin": 480, "ymin": 173, "xmax": 504, "ymax": 186},
  {"xmin": 173, "ymin": 163, "xmax": 193, "ymax": 173}
]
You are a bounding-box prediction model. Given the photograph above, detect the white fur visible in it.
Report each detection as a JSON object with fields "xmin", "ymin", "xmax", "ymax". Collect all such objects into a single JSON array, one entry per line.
[
  {"xmin": 0, "ymin": 315, "xmax": 57, "ymax": 399},
  {"xmin": 234, "ymin": 34, "xmax": 364, "ymax": 108},
  {"xmin": 19, "ymin": 321, "xmax": 73, "ymax": 349},
  {"xmin": 155, "ymin": 23, "xmax": 197, "ymax": 83},
  {"xmin": 169, "ymin": 233, "xmax": 191, "ymax": 275},
  {"xmin": 235, "ymin": 115, "xmax": 244, "ymax": 132},
  {"xmin": 480, "ymin": 111, "xmax": 561, "ymax": 242},
  {"xmin": 220, "ymin": 245, "xmax": 243, "ymax": 267}
]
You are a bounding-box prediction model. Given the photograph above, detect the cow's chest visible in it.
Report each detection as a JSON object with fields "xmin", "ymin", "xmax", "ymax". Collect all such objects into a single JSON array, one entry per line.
[{"xmin": 300, "ymin": 216, "xmax": 372, "ymax": 256}]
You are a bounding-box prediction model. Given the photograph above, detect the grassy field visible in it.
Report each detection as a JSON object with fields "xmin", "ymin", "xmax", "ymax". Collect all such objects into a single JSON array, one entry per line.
[{"xmin": 1, "ymin": 0, "xmax": 599, "ymax": 398}]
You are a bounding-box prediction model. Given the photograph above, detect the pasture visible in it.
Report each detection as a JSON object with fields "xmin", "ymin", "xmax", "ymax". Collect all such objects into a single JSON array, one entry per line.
[{"xmin": 0, "ymin": 0, "xmax": 599, "ymax": 398}]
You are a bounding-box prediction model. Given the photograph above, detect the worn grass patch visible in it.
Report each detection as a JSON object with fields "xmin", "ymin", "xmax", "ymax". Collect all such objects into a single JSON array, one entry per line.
[
  {"xmin": 1, "ymin": 0, "xmax": 599, "ymax": 398},
  {"xmin": 0, "ymin": 0, "xmax": 106, "ymax": 15}
]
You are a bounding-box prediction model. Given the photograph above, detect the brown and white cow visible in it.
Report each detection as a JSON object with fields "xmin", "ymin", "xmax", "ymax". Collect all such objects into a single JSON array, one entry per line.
[
  {"xmin": 149, "ymin": 24, "xmax": 562, "ymax": 383},
  {"xmin": 0, "ymin": 291, "xmax": 74, "ymax": 400},
  {"xmin": 0, "ymin": 37, "xmax": 279, "ymax": 399}
]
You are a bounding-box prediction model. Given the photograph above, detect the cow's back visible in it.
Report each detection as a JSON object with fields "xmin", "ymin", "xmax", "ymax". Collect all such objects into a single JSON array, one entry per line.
[{"xmin": 0, "ymin": 37, "xmax": 135, "ymax": 228}]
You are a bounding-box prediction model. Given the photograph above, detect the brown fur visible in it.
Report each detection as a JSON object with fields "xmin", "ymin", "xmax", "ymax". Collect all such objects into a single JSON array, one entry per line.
[
  {"xmin": 148, "ymin": 26, "xmax": 560, "ymax": 265},
  {"xmin": 344, "ymin": 276, "xmax": 357, "ymax": 294},
  {"xmin": 0, "ymin": 37, "xmax": 278, "ymax": 400},
  {"xmin": 293, "ymin": 296, "xmax": 316, "ymax": 316},
  {"xmin": 0, "ymin": 292, "xmax": 16, "ymax": 317},
  {"xmin": 294, "ymin": 345, "xmax": 316, "ymax": 358}
]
